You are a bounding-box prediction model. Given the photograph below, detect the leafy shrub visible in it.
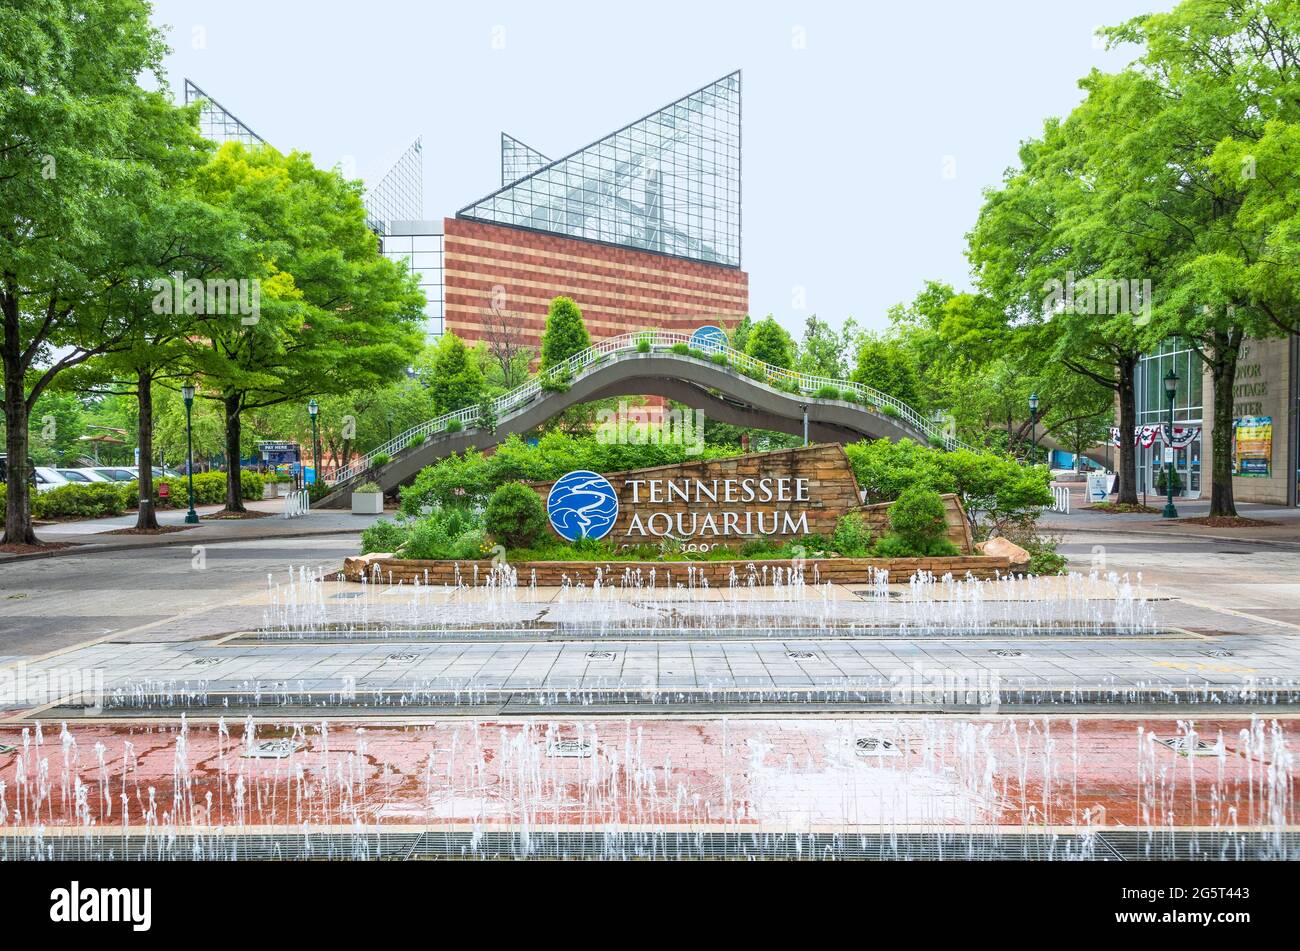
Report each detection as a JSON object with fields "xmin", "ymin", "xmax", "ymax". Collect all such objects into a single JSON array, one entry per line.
[
  {"xmin": 32, "ymin": 482, "xmax": 126, "ymax": 519},
  {"xmin": 636, "ymin": 338, "xmax": 652, "ymax": 354},
  {"xmin": 400, "ymin": 505, "xmax": 486, "ymax": 560},
  {"xmin": 710, "ymin": 352, "xmax": 728, "ymax": 366},
  {"xmin": 879, "ymin": 402, "xmax": 901, "ymax": 418},
  {"xmin": 928, "ymin": 433, "xmax": 948, "ymax": 449},
  {"xmin": 888, "ymin": 486, "xmax": 949, "ymax": 549},
  {"xmin": 370, "ymin": 452, "xmax": 392, "ymax": 469},
  {"xmin": 814, "ymin": 384, "xmax": 842, "ymax": 400},
  {"xmin": 670, "ymin": 342, "xmax": 691, "ymax": 355},
  {"xmin": 445, "ymin": 417, "xmax": 463, "ymax": 434},
  {"xmin": 398, "ymin": 432, "xmax": 744, "ymax": 516},
  {"xmin": 844, "ymin": 438, "xmax": 1052, "ymax": 536},
  {"xmin": 688, "ymin": 347, "xmax": 708, "ymax": 360},
  {"xmin": 484, "ymin": 481, "xmax": 547, "ymax": 548},
  {"xmin": 871, "ymin": 533, "xmax": 954, "ymax": 558},
  {"xmin": 361, "ymin": 518, "xmax": 409, "ymax": 555},
  {"xmin": 540, "ymin": 368, "xmax": 571, "ymax": 393},
  {"xmin": 354, "ymin": 482, "xmax": 382, "ymax": 494},
  {"xmin": 839, "ymin": 389, "xmax": 860, "ymax": 403},
  {"xmin": 407, "ymin": 435, "xmax": 426, "ymax": 451},
  {"xmin": 831, "ymin": 511, "xmax": 872, "ymax": 556}
]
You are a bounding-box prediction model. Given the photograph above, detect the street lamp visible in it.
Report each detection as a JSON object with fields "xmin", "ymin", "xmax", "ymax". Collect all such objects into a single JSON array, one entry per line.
[
  {"xmin": 1162, "ymin": 369, "xmax": 1179, "ymax": 519},
  {"xmin": 181, "ymin": 383, "xmax": 199, "ymax": 525},
  {"xmin": 307, "ymin": 398, "xmax": 320, "ymax": 487},
  {"xmin": 1028, "ymin": 392, "xmax": 1040, "ymax": 463}
]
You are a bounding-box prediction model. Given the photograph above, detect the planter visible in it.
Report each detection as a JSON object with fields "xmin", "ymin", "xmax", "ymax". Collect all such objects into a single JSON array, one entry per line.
[
  {"xmin": 351, "ymin": 491, "xmax": 384, "ymax": 515},
  {"xmin": 262, "ymin": 482, "xmax": 278, "ymax": 500},
  {"xmin": 342, "ymin": 554, "xmax": 1012, "ymax": 585}
]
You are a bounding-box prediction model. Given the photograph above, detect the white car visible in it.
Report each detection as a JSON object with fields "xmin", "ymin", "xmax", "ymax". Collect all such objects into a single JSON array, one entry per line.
[
  {"xmin": 55, "ymin": 468, "xmax": 100, "ymax": 485},
  {"xmin": 78, "ymin": 467, "xmax": 135, "ymax": 483},
  {"xmin": 33, "ymin": 466, "xmax": 71, "ymax": 493}
]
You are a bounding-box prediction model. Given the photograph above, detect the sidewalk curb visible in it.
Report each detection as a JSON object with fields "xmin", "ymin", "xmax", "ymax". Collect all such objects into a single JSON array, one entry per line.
[
  {"xmin": 1044, "ymin": 521, "xmax": 1300, "ymax": 550},
  {"xmin": 0, "ymin": 524, "xmax": 365, "ymax": 565}
]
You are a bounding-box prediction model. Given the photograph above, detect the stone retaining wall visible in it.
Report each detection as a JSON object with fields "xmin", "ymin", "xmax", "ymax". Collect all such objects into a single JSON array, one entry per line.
[{"xmin": 342, "ymin": 553, "xmax": 1011, "ymax": 585}]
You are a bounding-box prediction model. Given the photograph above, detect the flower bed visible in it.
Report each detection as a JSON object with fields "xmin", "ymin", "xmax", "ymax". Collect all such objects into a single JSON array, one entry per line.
[{"xmin": 342, "ymin": 553, "xmax": 1012, "ymax": 585}]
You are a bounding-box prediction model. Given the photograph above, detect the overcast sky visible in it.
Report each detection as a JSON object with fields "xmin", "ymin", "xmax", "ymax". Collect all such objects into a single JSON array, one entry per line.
[{"xmin": 149, "ymin": 0, "xmax": 1175, "ymax": 337}]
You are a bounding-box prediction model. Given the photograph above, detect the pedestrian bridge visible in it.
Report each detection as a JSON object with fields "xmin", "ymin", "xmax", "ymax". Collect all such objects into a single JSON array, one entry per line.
[{"xmin": 316, "ymin": 331, "xmax": 961, "ymax": 508}]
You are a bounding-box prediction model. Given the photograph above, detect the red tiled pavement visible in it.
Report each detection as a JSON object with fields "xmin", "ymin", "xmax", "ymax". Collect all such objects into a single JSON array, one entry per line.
[{"xmin": 0, "ymin": 717, "xmax": 1293, "ymax": 833}]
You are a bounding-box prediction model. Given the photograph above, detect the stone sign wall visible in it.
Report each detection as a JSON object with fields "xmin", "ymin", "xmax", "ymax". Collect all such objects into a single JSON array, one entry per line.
[{"xmin": 530, "ymin": 443, "xmax": 863, "ymax": 549}]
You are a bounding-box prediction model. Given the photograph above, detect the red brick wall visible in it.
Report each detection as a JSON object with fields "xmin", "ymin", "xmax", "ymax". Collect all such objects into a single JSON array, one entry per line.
[{"xmin": 443, "ymin": 217, "xmax": 749, "ymax": 347}]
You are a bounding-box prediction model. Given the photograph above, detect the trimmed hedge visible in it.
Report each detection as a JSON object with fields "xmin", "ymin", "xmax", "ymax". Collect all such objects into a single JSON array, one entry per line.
[{"xmin": 2, "ymin": 471, "xmax": 265, "ymax": 520}]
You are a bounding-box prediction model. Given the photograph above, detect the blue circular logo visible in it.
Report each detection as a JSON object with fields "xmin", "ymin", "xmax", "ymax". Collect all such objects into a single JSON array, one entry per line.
[
  {"xmin": 546, "ymin": 470, "xmax": 620, "ymax": 541},
  {"xmin": 689, "ymin": 325, "xmax": 728, "ymax": 352}
]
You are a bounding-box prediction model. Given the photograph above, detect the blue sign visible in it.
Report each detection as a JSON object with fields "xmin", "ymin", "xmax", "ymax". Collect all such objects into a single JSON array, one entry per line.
[
  {"xmin": 689, "ymin": 325, "xmax": 728, "ymax": 352},
  {"xmin": 547, "ymin": 470, "xmax": 619, "ymax": 541}
]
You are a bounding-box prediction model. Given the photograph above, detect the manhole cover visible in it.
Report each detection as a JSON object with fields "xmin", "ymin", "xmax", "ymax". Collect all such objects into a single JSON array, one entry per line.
[
  {"xmin": 989, "ymin": 649, "xmax": 1025, "ymax": 658},
  {"xmin": 546, "ymin": 738, "xmax": 594, "ymax": 758},
  {"xmin": 386, "ymin": 652, "xmax": 419, "ymax": 663},
  {"xmin": 585, "ymin": 651, "xmax": 617, "ymax": 661},
  {"xmin": 855, "ymin": 737, "xmax": 903, "ymax": 757},
  {"xmin": 787, "ymin": 650, "xmax": 818, "ymax": 660},
  {"xmin": 1202, "ymin": 649, "xmax": 1234, "ymax": 658},
  {"xmin": 190, "ymin": 656, "xmax": 223, "ymax": 667},
  {"xmin": 243, "ymin": 739, "xmax": 301, "ymax": 759},
  {"xmin": 1155, "ymin": 737, "xmax": 1218, "ymax": 756}
]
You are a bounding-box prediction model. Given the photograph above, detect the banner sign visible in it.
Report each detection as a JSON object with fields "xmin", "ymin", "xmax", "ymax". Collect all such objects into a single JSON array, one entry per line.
[
  {"xmin": 1232, "ymin": 416, "xmax": 1272, "ymax": 478},
  {"xmin": 1110, "ymin": 425, "xmax": 1201, "ymax": 449}
]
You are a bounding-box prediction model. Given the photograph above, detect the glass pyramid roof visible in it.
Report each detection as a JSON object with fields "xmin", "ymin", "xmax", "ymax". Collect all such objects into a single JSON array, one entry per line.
[
  {"xmin": 459, "ymin": 71, "xmax": 741, "ymax": 267},
  {"xmin": 501, "ymin": 134, "xmax": 551, "ymax": 187},
  {"xmin": 184, "ymin": 79, "xmax": 265, "ymax": 147},
  {"xmin": 364, "ymin": 137, "xmax": 424, "ymax": 232}
]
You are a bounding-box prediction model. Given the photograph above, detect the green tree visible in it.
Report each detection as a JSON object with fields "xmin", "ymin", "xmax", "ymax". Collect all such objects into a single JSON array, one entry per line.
[
  {"xmin": 1096, "ymin": 1, "xmax": 1300, "ymax": 515},
  {"xmin": 185, "ymin": 143, "xmax": 425, "ymax": 509},
  {"xmin": 744, "ymin": 315, "xmax": 795, "ymax": 369},
  {"xmin": 0, "ymin": 0, "xmax": 206, "ymax": 542},
  {"xmin": 539, "ymin": 296, "xmax": 590, "ymax": 370},
  {"xmin": 422, "ymin": 332, "xmax": 483, "ymax": 415},
  {"xmin": 794, "ymin": 314, "xmax": 846, "ymax": 378},
  {"xmin": 851, "ymin": 335, "xmax": 922, "ymax": 409}
]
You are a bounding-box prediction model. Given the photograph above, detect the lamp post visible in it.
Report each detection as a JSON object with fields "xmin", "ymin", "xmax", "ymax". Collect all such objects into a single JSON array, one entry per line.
[
  {"xmin": 307, "ymin": 398, "xmax": 320, "ymax": 487},
  {"xmin": 1162, "ymin": 369, "xmax": 1179, "ymax": 519},
  {"xmin": 1028, "ymin": 392, "xmax": 1040, "ymax": 464},
  {"xmin": 181, "ymin": 384, "xmax": 199, "ymax": 525}
]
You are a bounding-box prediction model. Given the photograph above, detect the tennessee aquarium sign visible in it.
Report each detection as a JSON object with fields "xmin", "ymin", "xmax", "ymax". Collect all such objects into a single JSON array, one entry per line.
[{"xmin": 545, "ymin": 468, "xmax": 813, "ymax": 545}]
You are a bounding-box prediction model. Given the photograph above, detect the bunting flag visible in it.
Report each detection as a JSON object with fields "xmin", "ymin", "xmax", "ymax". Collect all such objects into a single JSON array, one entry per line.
[{"xmin": 1110, "ymin": 425, "xmax": 1201, "ymax": 449}]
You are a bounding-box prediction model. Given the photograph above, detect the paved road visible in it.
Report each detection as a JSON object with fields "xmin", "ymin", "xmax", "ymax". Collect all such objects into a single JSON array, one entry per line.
[{"xmin": 0, "ymin": 534, "xmax": 364, "ymax": 657}]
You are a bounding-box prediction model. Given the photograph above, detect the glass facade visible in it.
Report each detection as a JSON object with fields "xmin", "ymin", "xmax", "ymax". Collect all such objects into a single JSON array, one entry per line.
[
  {"xmin": 1135, "ymin": 338, "xmax": 1204, "ymax": 498},
  {"xmin": 379, "ymin": 225, "xmax": 444, "ymax": 341},
  {"xmin": 184, "ymin": 80, "xmax": 265, "ymax": 147},
  {"xmin": 459, "ymin": 71, "xmax": 742, "ymax": 267},
  {"xmin": 501, "ymin": 133, "xmax": 551, "ymax": 186},
  {"xmin": 364, "ymin": 137, "xmax": 424, "ymax": 233}
]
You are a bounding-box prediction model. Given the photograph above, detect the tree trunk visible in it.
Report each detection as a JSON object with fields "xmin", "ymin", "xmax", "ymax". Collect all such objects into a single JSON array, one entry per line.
[
  {"xmin": 1115, "ymin": 354, "xmax": 1139, "ymax": 506},
  {"xmin": 1208, "ymin": 329, "xmax": 1242, "ymax": 518},
  {"xmin": 223, "ymin": 394, "xmax": 246, "ymax": 512},
  {"xmin": 134, "ymin": 371, "xmax": 159, "ymax": 530},
  {"xmin": 1, "ymin": 296, "xmax": 36, "ymax": 545}
]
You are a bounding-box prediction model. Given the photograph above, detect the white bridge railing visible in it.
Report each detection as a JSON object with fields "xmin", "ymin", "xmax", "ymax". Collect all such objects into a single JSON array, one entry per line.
[{"xmin": 327, "ymin": 330, "xmax": 969, "ymax": 487}]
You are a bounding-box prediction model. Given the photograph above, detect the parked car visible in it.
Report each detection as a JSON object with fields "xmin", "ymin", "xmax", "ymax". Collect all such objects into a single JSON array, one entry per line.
[
  {"xmin": 55, "ymin": 468, "xmax": 100, "ymax": 484},
  {"xmin": 81, "ymin": 467, "xmax": 136, "ymax": 483},
  {"xmin": 32, "ymin": 466, "xmax": 71, "ymax": 493}
]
